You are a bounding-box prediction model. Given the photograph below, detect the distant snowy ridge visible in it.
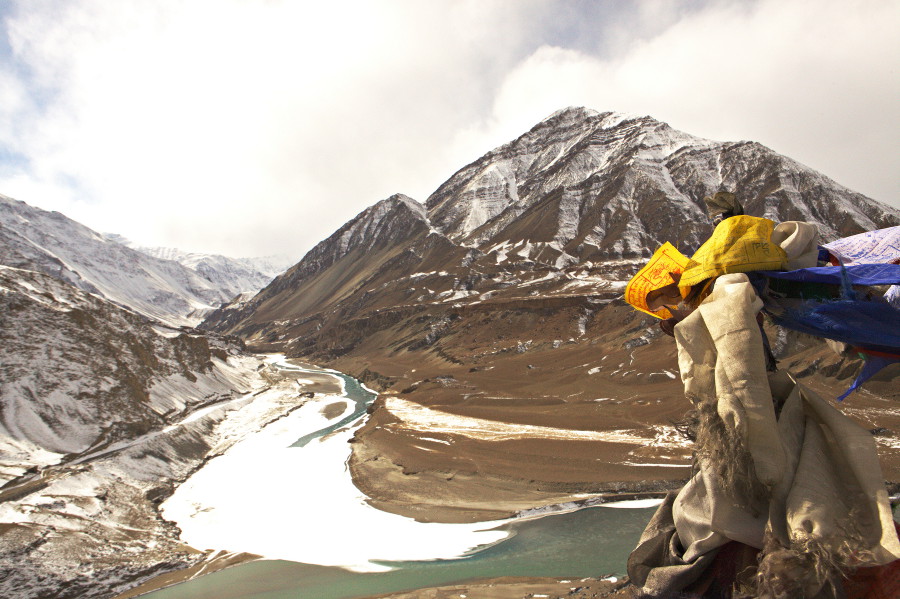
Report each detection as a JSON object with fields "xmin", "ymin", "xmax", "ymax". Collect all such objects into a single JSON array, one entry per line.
[
  {"xmin": 0, "ymin": 195, "xmax": 283, "ymax": 326},
  {"xmin": 107, "ymin": 234, "xmax": 294, "ymax": 301}
]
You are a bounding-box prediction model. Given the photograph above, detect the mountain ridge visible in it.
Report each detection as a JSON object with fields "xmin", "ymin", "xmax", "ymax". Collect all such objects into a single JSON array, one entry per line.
[
  {"xmin": 200, "ymin": 106, "xmax": 900, "ymax": 523},
  {"xmin": 0, "ymin": 195, "xmax": 232, "ymax": 326},
  {"xmin": 204, "ymin": 106, "xmax": 899, "ymax": 344},
  {"xmin": 0, "ymin": 195, "xmax": 294, "ymax": 327},
  {"xmin": 106, "ymin": 234, "xmax": 294, "ymax": 304}
]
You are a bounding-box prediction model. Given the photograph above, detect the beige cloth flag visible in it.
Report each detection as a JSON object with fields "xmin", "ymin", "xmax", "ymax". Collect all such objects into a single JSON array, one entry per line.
[{"xmin": 628, "ymin": 273, "xmax": 900, "ymax": 597}]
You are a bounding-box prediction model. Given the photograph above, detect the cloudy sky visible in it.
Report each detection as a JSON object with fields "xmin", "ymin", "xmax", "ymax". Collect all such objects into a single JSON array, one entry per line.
[{"xmin": 1, "ymin": 0, "xmax": 897, "ymax": 259}]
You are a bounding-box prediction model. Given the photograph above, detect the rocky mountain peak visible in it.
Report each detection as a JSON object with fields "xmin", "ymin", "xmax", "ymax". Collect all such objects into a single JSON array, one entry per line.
[
  {"xmin": 207, "ymin": 106, "xmax": 899, "ymax": 353},
  {"xmin": 424, "ymin": 109, "xmax": 710, "ymax": 247},
  {"xmin": 387, "ymin": 192, "xmax": 427, "ymax": 218},
  {"xmin": 289, "ymin": 192, "xmax": 431, "ymax": 281},
  {"xmin": 424, "ymin": 107, "xmax": 897, "ymax": 266},
  {"xmin": 544, "ymin": 105, "xmax": 603, "ymax": 121}
]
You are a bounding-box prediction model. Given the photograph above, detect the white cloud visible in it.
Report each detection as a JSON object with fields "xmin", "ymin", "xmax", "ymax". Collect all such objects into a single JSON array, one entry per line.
[
  {"xmin": 0, "ymin": 0, "xmax": 546, "ymax": 257},
  {"xmin": 0, "ymin": 0, "xmax": 897, "ymax": 259},
  {"xmin": 473, "ymin": 0, "xmax": 900, "ymax": 207}
]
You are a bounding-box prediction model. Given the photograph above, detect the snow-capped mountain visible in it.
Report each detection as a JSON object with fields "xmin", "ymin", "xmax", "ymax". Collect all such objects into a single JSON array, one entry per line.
[
  {"xmin": 204, "ymin": 107, "xmax": 899, "ymax": 348},
  {"xmin": 427, "ymin": 108, "xmax": 895, "ymax": 265},
  {"xmin": 0, "ymin": 195, "xmax": 237, "ymax": 326},
  {"xmin": 201, "ymin": 107, "xmax": 899, "ymax": 543},
  {"xmin": 106, "ymin": 235, "xmax": 293, "ymax": 300}
]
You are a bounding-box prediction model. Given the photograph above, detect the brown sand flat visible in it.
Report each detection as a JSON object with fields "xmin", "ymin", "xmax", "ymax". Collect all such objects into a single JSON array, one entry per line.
[
  {"xmin": 331, "ymin": 309, "xmax": 899, "ymax": 524},
  {"xmin": 338, "ymin": 317, "xmax": 696, "ymax": 522},
  {"xmin": 111, "ymin": 551, "xmax": 259, "ymax": 599},
  {"xmin": 363, "ymin": 576, "xmax": 633, "ymax": 599},
  {"xmin": 322, "ymin": 400, "xmax": 349, "ymax": 419}
]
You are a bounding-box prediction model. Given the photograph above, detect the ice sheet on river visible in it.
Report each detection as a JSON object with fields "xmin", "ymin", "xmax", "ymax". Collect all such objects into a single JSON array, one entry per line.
[{"xmin": 161, "ymin": 367, "xmax": 510, "ymax": 572}]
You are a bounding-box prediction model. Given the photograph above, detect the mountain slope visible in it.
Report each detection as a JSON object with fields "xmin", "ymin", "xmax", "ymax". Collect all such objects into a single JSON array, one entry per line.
[
  {"xmin": 0, "ymin": 195, "xmax": 233, "ymax": 326},
  {"xmin": 0, "ymin": 264, "xmax": 252, "ymax": 480},
  {"xmin": 0, "ymin": 263, "xmax": 302, "ymax": 598},
  {"xmin": 202, "ymin": 193, "xmax": 461, "ymax": 338},
  {"xmin": 202, "ymin": 107, "xmax": 900, "ymax": 520}
]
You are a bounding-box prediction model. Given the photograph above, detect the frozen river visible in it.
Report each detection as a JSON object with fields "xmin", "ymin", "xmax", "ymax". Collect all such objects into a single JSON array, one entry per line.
[{"xmin": 147, "ymin": 357, "xmax": 657, "ymax": 598}]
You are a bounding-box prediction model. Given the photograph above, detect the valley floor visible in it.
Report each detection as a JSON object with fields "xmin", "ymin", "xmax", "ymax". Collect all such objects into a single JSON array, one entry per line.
[
  {"xmin": 100, "ymin": 355, "xmax": 674, "ymax": 598},
  {"xmin": 4, "ymin": 347, "xmax": 898, "ymax": 599}
]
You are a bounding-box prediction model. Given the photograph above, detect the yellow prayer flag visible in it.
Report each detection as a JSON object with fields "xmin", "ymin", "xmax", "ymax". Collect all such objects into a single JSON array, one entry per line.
[
  {"xmin": 625, "ymin": 242, "xmax": 690, "ymax": 319},
  {"xmin": 678, "ymin": 215, "xmax": 788, "ymax": 289}
]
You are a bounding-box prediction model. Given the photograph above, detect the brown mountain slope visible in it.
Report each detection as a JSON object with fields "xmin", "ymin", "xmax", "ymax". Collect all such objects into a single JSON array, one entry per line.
[{"xmin": 202, "ymin": 107, "xmax": 900, "ymax": 522}]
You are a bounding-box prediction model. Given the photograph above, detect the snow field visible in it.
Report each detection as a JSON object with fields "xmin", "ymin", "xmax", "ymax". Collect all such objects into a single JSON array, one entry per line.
[{"xmin": 160, "ymin": 370, "xmax": 512, "ymax": 572}]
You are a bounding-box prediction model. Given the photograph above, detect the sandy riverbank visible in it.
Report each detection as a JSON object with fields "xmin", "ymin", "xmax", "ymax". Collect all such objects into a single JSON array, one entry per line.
[
  {"xmin": 348, "ymin": 388, "xmax": 691, "ymax": 523},
  {"xmin": 111, "ymin": 551, "xmax": 260, "ymax": 599},
  {"xmin": 363, "ymin": 575, "xmax": 633, "ymax": 599},
  {"xmin": 159, "ymin": 359, "xmax": 524, "ymax": 571}
]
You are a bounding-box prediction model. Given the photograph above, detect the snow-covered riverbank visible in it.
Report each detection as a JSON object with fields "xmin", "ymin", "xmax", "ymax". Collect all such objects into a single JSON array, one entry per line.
[
  {"xmin": 0, "ymin": 351, "xmax": 268, "ymax": 599},
  {"xmin": 0, "ymin": 348, "xmax": 667, "ymax": 599},
  {"xmin": 161, "ymin": 357, "xmax": 513, "ymax": 572},
  {"xmin": 159, "ymin": 357, "xmax": 669, "ymax": 579}
]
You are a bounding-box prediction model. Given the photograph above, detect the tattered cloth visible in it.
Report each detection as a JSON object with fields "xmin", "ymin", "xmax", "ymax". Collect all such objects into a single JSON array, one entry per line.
[
  {"xmin": 822, "ymin": 226, "xmax": 900, "ymax": 267},
  {"xmin": 627, "ymin": 274, "xmax": 900, "ymax": 598},
  {"xmin": 821, "ymin": 225, "xmax": 900, "ymax": 307},
  {"xmin": 758, "ymin": 264, "xmax": 900, "ymax": 355},
  {"xmin": 677, "ymin": 216, "xmax": 789, "ymax": 289},
  {"xmin": 757, "ymin": 262, "xmax": 900, "ymax": 399}
]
